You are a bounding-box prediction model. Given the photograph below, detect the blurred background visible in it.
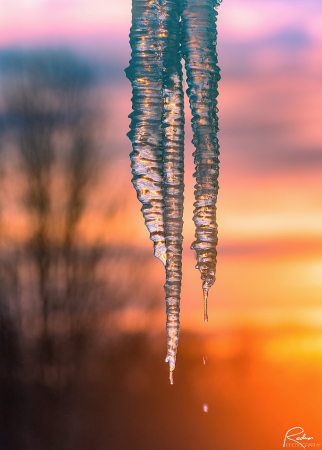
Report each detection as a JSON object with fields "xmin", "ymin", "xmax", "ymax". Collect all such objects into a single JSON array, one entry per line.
[{"xmin": 0, "ymin": 0, "xmax": 322, "ymax": 449}]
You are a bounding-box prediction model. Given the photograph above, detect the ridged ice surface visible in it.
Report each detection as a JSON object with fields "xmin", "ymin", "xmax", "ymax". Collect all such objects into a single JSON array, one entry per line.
[
  {"xmin": 126, "ymin": 0, "xmax": 221, "ymax": 382},
  {"xmin": 159, "ymin": 0, "xmax": 184, "ymax": 382},
  {"xmin": 125, "ymin": 0, "xmax": 166, "ymax": 265},
  {"xmin": 181, "ymin": 0, "xmax": 221, "ymax": 307}
]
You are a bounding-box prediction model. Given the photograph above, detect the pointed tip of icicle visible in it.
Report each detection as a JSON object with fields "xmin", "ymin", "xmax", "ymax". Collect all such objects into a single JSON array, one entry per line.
[
  {"xmin": 154, "ymin": 244, "xmax": 167, "ymax": 267},
  {"xmin": 160, "ymin": 252, "xmax": 167, "ymax": 267},
  {"xmin": 165, "ymin": 356, "xmax": 175, "ymax": 384},
  {"xmin": 203, "ymin": 288, "xmax": 208, "ymax": 323},
  {"xmin": 169, "ymin": 369, "xmax": 174, "ymax": 385}
]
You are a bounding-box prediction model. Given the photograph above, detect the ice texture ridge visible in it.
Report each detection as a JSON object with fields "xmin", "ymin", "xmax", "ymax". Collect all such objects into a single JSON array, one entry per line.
[{"xmin": 181, "ymin": 0, "xmax": 220, "ymax": 309}]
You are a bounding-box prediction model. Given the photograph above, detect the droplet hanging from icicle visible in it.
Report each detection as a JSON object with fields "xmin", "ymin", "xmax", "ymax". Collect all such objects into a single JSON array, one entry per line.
[{"xmin": 126, "ymin": 0, "xmax": 222, "ymax": 383}]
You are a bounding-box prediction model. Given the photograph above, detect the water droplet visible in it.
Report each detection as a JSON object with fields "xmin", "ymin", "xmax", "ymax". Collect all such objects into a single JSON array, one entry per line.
[
  {"xmin": 203, "ymin": 356, "xmax": 207, "ymax": 365},
  {"xmin": 203, "ymin": 403, "xmax": 209, "ymax": 413}
]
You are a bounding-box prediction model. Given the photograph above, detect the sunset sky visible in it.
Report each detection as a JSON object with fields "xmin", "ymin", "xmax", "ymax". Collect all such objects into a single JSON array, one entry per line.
[{"xmin": 1, "ymin": 0, "xmax": 322, "ymax": 334}]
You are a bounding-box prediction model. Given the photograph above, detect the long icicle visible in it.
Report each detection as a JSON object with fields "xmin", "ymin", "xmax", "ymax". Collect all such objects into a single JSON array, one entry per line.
[
  {"xmin": 125, "ymin": 0, "xmax": 167, "ymax": 266},
  {"xmin": 180, "ymin": 0, "xmax": 221, "ymax": 320},
  {"xmin": 158, "ymin": 0, "xmax": 185, "ymax": 383}
]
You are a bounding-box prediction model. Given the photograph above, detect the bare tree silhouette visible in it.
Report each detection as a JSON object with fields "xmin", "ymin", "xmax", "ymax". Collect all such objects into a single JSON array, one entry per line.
[
  {"xmin": 0, "ymin": 47, "xmax": 164, "ymax": 450},
  {"xmin": 0, "ymin": 50, "xmax": 97, "ymax": 374},
  {"xmin": 0, "ymin": 48, "xmax": 158, "ymax": 385}
]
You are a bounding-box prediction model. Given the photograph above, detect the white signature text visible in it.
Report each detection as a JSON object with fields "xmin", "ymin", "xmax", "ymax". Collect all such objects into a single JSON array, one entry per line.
[{"xmin": 283, "ymin": 428, "xmax": 318, "ymax": 448}]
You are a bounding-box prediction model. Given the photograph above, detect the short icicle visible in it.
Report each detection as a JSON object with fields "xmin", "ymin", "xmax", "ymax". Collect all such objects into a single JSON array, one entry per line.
[
  {"xmin": 125, "ymin": 0, "xmax": 167, "ymax": 266},
  {"xmin": 180, "ymin": 0, "xmax": 221, "ymax": 316}
]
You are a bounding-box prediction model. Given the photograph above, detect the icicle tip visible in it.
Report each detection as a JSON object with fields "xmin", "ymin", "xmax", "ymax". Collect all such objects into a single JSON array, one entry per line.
[
  {"xmin": 154, "ymin": 243, "xmax": 167, "ymax": 267},
  {"xmin": 165, "ymin": 352, "xmax": 176, "ymax": 384},
  {"xmin": 203, "ymin": 288, "xmax": 208, "ymax": 323},
  {"xmin": 169, "ymin": 369, "xmax": 174, "ymax": 385}
]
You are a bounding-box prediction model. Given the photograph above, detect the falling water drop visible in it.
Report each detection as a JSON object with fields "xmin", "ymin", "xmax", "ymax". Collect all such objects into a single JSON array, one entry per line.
[{"xmin": 203, "ymin": 403, "xmax": 209, "ymax": 413}]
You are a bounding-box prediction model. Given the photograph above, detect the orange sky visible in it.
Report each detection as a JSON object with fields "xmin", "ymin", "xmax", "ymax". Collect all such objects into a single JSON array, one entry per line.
[
  {"xmin": 0, "ymin": 0, "xmax": 321, "ymax": 334},
  {"xmin": 2, "ymin": 5, "xmax": 322, "ymax": 444}
]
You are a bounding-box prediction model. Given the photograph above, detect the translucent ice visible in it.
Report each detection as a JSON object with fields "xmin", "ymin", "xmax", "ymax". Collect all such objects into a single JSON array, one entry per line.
[
  {"xmin": 126, "ymin": 0, "xmax": 221, "ymax": 381},
  {"xmin": 181, "ymin": 0, "xmax": 220, "ymax": 313},
  {"xmin": 125, "ymin": 0, "xmax": 166, "ymax": 265},
  {"xmin": 159, "ymin": 0, "xmax": 185, "ymax": 378}
]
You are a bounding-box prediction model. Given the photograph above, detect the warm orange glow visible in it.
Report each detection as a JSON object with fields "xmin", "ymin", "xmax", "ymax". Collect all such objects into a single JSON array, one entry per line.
[{"xmin": 0, "ymin": 0, "xmax": 321, "ymax": 447}]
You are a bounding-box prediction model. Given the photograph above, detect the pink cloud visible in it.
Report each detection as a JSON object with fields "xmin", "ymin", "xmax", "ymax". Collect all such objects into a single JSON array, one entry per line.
[
  {"xmin": 218, "ymin": 0, "xmax": 319, "ymax": 43},
  {"xmin": 0, "ymin": 0, "xmax": 131, "ymax": 46}
]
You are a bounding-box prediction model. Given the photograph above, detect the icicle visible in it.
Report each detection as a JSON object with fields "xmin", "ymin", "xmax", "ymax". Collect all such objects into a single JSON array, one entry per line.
[
  {"xmin": 125, "ymin": 0, "xmax": 167, "ymax": 266},
  {"xmin": 127, "ymin": 0, "xmax": 185, "ymax": 378},
  {"xmin": 159, "ymin": 0, "xmax": 185, "ymax": 379},
  {"xmin": 180, "ymin": 0, "xmax": 221, "ymax": 315}
]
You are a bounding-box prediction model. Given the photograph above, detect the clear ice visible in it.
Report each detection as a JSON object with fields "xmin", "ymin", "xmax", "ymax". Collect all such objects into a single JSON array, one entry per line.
[{"xmin": 126, "ymin": 0, "xmax": 221, "ymax": 382}]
